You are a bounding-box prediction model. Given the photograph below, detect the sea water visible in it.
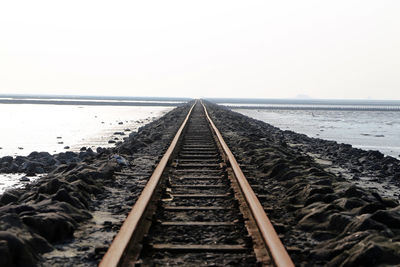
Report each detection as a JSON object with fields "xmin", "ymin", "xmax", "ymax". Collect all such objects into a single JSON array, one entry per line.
[
  {"xmin": 0, "ymin": 103, "xmax": 174, "ymax": 193},
  {"xmin": 0, "ymin": 104, "xmax": 173, "ymax": 157},
  {"xmin": 236, "ymin": 108, "xmax": 400, "ymax": 159}
]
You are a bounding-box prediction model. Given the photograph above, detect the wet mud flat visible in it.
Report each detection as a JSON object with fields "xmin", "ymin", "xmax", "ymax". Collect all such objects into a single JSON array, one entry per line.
[
  {"xmin": 0, "ymin": 104, "xmax": 191, "ymax": 266},
  {"xmin": 206, "ymin": 102, "xmax": 400, "ymax": 266}
]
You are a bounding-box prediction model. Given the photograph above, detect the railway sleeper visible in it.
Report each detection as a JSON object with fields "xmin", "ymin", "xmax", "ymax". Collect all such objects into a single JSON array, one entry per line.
[{"xmin": 100, "ymin": 102, "xmax": 293, "ymax": 267}]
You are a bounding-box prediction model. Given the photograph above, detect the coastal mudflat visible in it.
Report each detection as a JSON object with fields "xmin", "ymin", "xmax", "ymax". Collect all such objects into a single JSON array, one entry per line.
[
  {"xmin": 0, "ymin": 101, "xmax": 399, "ymax": 266},
  {"xmin": 207, "ymin": 102, "xmax": 400, "ymax": 266},
  {"xmin": 0, "ymin": 104, "xmax": 172, "ymax": 158},
  {"xmin": 237, "ymin": 108, "xmax": 400, "ymax": 160}
]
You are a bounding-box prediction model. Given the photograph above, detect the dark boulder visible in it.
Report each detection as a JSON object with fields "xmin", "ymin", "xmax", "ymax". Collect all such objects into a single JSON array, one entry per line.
[
  {"xmin": 367, "ymin": 150, "xmax": 385, "ymax": 160},
  {"xmin": 1, "ymin": 161, "xmax": 9, "ymax": 169},
  {"xmin": 27, "ymin": 151, "xmax": 39, "ymax": 158},
  {"xmin": 0, "ymin": 232, "xmax": 38, "ymax": 267},
  {"xmin": 0, "ymin": 156, "xmax": 13, "ymax": 164},
  {"xmin": 358, "ymin": 202, "xmax": 386, "ymax": 215},
  {"xmin": 311, "ymin": 231, "xmax": 371, "ymax": 262},
  {"xmin": 14, "ymin": 156, "xmax": 26, "ymax": 165},
  {"xmin": 343, "ymin": 214, "xmax": 390, "ymax": 234},
  {"xmin": 328, "ymin": 213, "xmax": 352, "ymax": 232},
  {"xmin": 21, "ymin": 212, "xmax": 75, "ymax": 242},
  {"xmin": 0, "ymin": 204, "xmax": 35, "ymax": 216},
  {"xmin": 370, "ymin": 209, "xmax": 400, "ymax": 229},
  {"xmin": 96, "ymin": 147, "xmax": 106, "ymax": 154},
  {"xmin": 52, "ymin": 188, "xmax": 86, "ymax": 209},
  {"xmin": 344, "ymin": 185, "xmax": 365, "ymax": 198},
  {"xmin": 42, "ymin": 202, "xmax": 92, "ymax": 223},
  {"xmin": 0, "ymin": 192, "xmax": 19, "ymax": 205},
  {"xmin": 329, "ymin": 235, "xmax": 400, "ymax": 266},
  {"xmin": 38, "ymin": 178, "xmax": 63, "ymax": 195},
  {"xmin": 64, "ymin": 151, "xmax": 78, "ymax": 160}
]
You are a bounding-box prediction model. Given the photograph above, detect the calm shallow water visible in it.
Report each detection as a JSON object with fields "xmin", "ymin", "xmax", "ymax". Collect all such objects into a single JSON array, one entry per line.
[
  {"xmin": 0, "ymin": 104, "xmax": 173, "ymax": 157},
  {"xmin": 236, "ymin": 109, "xmax": 400, "ymax": 159},
  {"xmin": 0, "ymin": 174, "xmax": 42, "ymax": 194},
  {"xmin": 0, "ymin": 104, "xmax": 173, "ymax": 193}
]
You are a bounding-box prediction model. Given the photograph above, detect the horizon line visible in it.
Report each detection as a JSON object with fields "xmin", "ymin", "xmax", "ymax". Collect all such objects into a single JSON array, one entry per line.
[{"xmin": 0, "ymin": 93, "xmax": 399, "ymax": 102}]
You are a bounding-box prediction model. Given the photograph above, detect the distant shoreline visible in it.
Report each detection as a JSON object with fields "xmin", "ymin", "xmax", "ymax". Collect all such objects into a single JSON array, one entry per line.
[
  {"xmin": 0, "ymin": 94, "xmax": 191, "ymax": 102},
  {"xmin": 1, "ymin": 95, "xmax": 400, "ymax": 111},
  {"xmin": 0, "ymin": 99, "xmax": 182, "ymax": 106},
  {"xmin": 229, "ymin": 105, "xmax": 400, "ymax": 111},
  {"xmin": 208, "ymin": 98, "xmax": 400, "ymax": 106}
]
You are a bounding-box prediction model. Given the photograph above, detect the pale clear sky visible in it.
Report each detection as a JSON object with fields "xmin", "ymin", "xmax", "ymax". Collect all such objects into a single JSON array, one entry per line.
[{"xmin": 0, "ymin": 1, "xmax": 399, "ymax": 99}]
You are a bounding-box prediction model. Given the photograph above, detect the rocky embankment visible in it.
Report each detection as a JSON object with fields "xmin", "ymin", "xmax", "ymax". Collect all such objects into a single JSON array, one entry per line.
[
  {"xmin": 0, "ymin": 149, "xmax": 102, "ymax": 178},
  {"xmin": 0, "ymin": 103, "xmax": 191, "ymax": 266},
  {"xmin": 282, "ymin": 130, "xmax": 400, "ymax": 196},
  {"xmin": 206, "ymin": 102, "xmax": 400, "ymax": 266}
]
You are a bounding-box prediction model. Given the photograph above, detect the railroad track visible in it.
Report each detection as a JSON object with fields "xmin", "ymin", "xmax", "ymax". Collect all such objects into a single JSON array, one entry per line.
[{"xmin": 100, "ymin": 101, "xmax": 294, "ymax": 266}]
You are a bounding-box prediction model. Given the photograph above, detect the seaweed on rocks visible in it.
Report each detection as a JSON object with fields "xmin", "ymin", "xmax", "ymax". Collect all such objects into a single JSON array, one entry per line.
[{"xmin": 204, "ymin": 101, "xmax": 400, "ymax": 266}]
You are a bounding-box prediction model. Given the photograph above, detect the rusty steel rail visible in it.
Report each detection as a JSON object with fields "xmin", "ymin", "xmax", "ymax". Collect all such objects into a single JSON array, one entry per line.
[
  {"xmin": 99, "ymin": 103, "xmax": 195, "ymax": 267},
  {"xmin": 202, "ymin": 102, "xmax": 294, "ymax": 267},
  {"xmin": 100, "ymin": 101, "xmax": 294, "ymax": 266}
]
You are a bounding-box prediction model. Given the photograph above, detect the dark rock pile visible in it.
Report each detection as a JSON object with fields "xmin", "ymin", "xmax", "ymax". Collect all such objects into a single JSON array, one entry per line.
[
  {"xmin": 0, "ymin": 155, "xmax": 119, "ymax": 266},
  {"xmin": 0, "ymin": 149, "xmax": 98, "ymax": 176},
  {"xmin": 282, "ymin": 130, "xmax": 400, "ymax": 187},
  {"xmin": 205, "ymin": 102, "xmax": 400, "ymax": 266},
  {"xmin": 0, "ymin": 103, "xmax": 191, "ymax": 266}
]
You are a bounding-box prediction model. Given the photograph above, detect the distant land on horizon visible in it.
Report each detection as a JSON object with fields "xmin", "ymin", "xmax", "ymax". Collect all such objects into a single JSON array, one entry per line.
[
  {"xmin": 0, "ymin": 94, "xmax": 191, "ymax": 102},
  {"xmin": 206, "ymin": 98, "xmax": 400, "ymax": 106},
  {"xmin": 0, "ymin": 94, "xmax": 400, "ymax": 106}
]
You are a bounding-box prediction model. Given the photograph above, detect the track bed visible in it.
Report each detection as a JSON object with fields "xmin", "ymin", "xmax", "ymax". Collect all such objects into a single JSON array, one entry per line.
[
  {"xmin": 139, "ymin": 107, "xmax": 257, "ymax": 265},
  {"xmin": 100, "ymin": 102, "xmax": 293, "ymax": 266}
]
